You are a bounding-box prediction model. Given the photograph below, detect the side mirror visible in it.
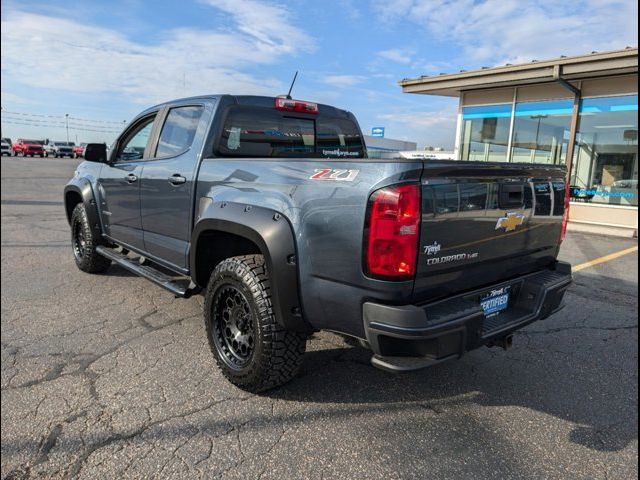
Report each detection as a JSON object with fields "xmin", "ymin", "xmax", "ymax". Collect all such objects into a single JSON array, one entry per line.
[{"xmin": 84, "ymin": 143, "xmax": 108, "ymax": 163}]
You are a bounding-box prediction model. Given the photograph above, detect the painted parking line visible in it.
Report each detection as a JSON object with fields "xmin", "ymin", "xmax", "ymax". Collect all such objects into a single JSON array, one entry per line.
[{"xmin": 573, "ymin": 245, "xmax": 639, "ymax": 272}]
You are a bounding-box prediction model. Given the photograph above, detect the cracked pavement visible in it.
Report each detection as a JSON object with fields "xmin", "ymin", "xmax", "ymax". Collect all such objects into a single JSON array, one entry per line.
[{"xmin": 1, "ymin": 157, "xmax": 638, "ymax": 479}]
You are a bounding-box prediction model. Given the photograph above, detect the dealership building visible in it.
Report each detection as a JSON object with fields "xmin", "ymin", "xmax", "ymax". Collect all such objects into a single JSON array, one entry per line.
[
  {"xmin": 400, "ymin": 47, "xmax": 638, "ymax": 237},
  {"xmin": 364, "ymin": 135, "xmax": 417, "ymax": 158}
]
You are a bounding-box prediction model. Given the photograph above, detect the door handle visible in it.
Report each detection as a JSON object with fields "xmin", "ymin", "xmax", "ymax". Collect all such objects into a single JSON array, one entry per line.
[
  {"xmin": 168, "ymin": 174, "xmax": 187, "ymax": 186},
  {"xmin": 125, "ymin": 173, "xmax": 138, "ymax": 183}
]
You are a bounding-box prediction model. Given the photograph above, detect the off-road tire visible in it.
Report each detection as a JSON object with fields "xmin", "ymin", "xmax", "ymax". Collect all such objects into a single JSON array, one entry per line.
[
  {"xmin": 70, "ymin": 203, "xmax": 111, "ymax": 273},
  {"xmin": 204, "ymin": 255, "xmax": 306, "ymax": 392}
]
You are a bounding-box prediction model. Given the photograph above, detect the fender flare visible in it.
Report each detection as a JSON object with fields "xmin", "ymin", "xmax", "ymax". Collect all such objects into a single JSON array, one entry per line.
[
  {"xmin": 63, "ymin": 178, "xmax": 102, "ymax": 240},
  {"xmin": 191, "ymin": 201, "xmax": 311, "ymax": 333}
]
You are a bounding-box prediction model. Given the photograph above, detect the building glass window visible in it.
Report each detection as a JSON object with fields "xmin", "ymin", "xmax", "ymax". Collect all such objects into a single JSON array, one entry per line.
[
  {"xmin": 570, "ymin": 94, "xmax": 638, "ymax": 206},
  {"xmin": 510, "ymin": 100, "xmax": 573, "ymax": 164},
  {"xmin": 460, "ymin": 104, "xmax": 511, "ymax": 162}
]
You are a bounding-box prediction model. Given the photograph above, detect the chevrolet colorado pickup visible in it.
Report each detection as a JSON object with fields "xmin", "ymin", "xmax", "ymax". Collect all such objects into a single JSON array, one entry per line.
[{"xmin": 64, "ymin": 95, "xmax": 572, "ymax": 392}]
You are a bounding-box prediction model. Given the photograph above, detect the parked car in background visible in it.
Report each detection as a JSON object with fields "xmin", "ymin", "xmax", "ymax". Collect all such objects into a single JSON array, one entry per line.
[
  {"xmin": 12, "ymin": 139, "xmax": 44, "ymax": 157},
  {"xmin": 44, "ymin": 140, "xmax": 75, "ymax": 158},
  {"xmin": 1, "ymin": 139, "xmax": 11, "ymax": 156},
  {"xmin": 73, "ymin": 142, "xmax": 87, "ymax": 158}
]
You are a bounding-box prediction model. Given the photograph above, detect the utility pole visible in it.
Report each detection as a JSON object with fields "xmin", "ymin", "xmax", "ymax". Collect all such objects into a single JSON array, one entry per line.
[{"xmin": 65, "ymin": 113, "xmax": 69, "ymax": 142}]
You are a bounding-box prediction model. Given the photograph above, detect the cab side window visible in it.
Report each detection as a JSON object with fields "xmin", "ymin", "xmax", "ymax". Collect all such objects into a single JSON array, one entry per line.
[
  {"xmin": 117, "ymin": 115, "xmax": 156, "ymax": 162},
  {"xmin": 155, "ymin": 106, "xmax": 204, "ymax": 157}
]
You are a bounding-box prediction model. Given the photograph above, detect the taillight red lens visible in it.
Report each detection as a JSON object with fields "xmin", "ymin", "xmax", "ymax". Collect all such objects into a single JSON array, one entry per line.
[
  {"xmin": 560, "ymin": 181, "xmax": 571, "ymax": 243},
  {"xmin": 365, "ymin": 184, "xmax": 421, "ymax": 279},
  {"xmin": 274, "ymin": 97, "xmax": 319, "ymax": 114}
]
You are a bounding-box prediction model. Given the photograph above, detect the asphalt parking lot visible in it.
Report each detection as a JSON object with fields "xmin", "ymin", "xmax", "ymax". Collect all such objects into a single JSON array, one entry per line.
[{"xmin": 1, "ymin": 157, "xmax": 638, "ymax": 479}]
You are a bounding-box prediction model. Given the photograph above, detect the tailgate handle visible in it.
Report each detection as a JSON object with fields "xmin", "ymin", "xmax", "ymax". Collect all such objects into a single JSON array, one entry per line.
[{"xmin": 499, "ymin": 184, "xmax": 524, "ymax": 209}]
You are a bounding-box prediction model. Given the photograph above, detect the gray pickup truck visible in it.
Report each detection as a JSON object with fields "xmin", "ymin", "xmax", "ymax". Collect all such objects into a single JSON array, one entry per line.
[{"xmin": 64, "ymin": 95, "xmax": 572, "ymax": 392}]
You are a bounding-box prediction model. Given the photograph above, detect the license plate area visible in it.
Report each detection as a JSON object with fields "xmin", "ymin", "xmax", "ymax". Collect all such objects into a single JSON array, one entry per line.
[{"xmin": 480, "ymin": 286, "xmax": 511, "ymax": 317}]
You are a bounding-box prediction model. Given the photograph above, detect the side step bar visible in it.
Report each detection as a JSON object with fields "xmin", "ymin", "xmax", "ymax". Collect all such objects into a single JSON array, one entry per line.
[{"xmin": 96, "ymin": 246, "xmax": 200, "ymax": 298}]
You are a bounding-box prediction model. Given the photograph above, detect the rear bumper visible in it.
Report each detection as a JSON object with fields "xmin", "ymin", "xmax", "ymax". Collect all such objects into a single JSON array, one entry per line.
[{"xmin": 363, "ymin": 261, "xmax": 572, "ymax": 371}]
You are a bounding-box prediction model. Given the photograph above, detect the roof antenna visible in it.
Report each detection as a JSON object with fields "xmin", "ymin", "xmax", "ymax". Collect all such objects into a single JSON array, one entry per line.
[{"xmin": 285, "ymin": 71, "xmax": 298, "ymax": 99}]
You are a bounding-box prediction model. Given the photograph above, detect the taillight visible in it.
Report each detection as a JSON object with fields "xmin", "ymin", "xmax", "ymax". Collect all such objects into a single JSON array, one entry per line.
[
  {"xmin": 560, "ymin": 181, "xmax": 571, "ymax": 243},
  {"xmin": 274, "ymin": 97, "xmax": 318, "ymax": 114},
  {"xmin": 365, "ymin": 184, "xmax": 421, "ymax": 280}
]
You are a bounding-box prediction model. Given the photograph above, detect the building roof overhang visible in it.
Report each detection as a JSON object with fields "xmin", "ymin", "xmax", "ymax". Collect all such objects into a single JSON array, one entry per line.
[{"xmin": 399, "ymin": 48, "xmax": 638, "ymax": 97}]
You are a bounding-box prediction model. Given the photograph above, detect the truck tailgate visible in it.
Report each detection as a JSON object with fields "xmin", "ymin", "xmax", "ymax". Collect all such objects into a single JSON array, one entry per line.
[{"xmin": 414, "ymin": 161, "xmax": 567, "ymax": 302}]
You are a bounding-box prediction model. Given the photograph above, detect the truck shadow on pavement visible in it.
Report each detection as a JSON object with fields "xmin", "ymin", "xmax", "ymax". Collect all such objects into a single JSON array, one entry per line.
[{"xmin": 269, "ymin": 278, "xmax": 638, "ymax": 454}]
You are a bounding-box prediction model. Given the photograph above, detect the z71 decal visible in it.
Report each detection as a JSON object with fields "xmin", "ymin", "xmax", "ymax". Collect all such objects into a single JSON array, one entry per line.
[{"xmin": 309, "ymin": 168, "xmax": 359, "ymax": 182}]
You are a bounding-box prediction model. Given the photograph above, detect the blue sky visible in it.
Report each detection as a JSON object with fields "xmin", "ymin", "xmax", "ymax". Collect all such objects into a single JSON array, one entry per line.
[{"xmin": 1, "ymin": 0, "xmax": 638, "ymax": 147}]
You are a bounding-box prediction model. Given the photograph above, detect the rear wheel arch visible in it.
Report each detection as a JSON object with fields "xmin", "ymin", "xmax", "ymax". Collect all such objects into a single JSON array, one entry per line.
[
  {"xmin": 191, "ymin": 203, "xmax": 311, "ymax": 333},
  {"xmin": 192, "ymin": 229, "xmax": 262, "ymax": 287}
]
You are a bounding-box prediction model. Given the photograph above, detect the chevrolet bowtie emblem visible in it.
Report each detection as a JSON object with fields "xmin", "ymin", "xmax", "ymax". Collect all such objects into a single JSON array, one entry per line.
[{"xmin": 495, "ymin": 212, "xmax": 525, "ymax": 232}]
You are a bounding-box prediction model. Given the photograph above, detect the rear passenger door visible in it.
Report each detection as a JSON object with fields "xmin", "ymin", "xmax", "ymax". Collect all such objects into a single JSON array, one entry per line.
[{"xmin": 140, "ymin": 103, "xmax": 209, "ymax": 270}]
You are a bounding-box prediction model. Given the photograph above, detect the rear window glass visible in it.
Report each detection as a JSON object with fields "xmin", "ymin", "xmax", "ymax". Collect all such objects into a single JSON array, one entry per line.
[
  {"xmin": 156, "ymin": 106, "xmax": 204, "ymax": 157},
  {"xmin": 216, "ymin": 106, "xmax": 364, "ymax": 158},
  {"xmin": 317, "ymin": 118, "xmax": 364, "ymax": 158}
]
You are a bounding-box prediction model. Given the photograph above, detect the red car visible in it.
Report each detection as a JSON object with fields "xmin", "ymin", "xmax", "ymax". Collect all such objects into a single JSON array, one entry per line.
[
  {"xmin": 73, "ymin": 143, "xmax": 87, "ymax": 158},
  {"xmin": 12, "ymin": 139, "xmax": 44, "ymax": 157}
]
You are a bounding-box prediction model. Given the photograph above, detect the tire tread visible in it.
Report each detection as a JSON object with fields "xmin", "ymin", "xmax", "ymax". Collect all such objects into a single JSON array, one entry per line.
[{"xmin": 70, "ymin": 203, "xmax": 111, "ymax": 274}]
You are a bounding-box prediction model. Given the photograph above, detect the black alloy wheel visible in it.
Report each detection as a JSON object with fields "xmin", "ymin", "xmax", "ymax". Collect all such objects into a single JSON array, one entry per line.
[
  {"xmin": 72, "ymin": 218, "xmax": 87, "ymax": 262},
  {"xmin": 70, "ymin": 203, "xmax": 111, "ymax": 273},
  {"xmin": 211, "ymin": 285, "xmax": 256, "ymax": 369},
  {"xmin": 204, "ymin": 255, "xmax": 306, "ymax": 392}
]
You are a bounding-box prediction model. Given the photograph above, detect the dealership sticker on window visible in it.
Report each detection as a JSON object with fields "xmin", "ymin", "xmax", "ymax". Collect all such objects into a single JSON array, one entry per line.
[
  {"xmin": 309, "ymin": 168, "xmax": 359, "ymax": 181},
  {"xmin": 227, "ymin": 127, "xmax": 241, "ymax": 150},
  {"xmin": 321, "ymin": 149, "xmax": 360, "ymax": 157}
]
